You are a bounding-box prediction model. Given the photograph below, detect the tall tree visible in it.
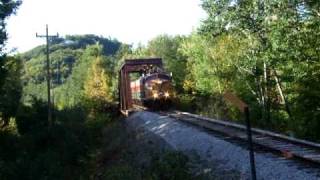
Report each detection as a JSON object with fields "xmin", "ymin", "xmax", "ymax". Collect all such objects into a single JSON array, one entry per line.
[
  {"xmin": 199, "ymin": 0, "xmax": 320, "ymax": 138},
  {"xmin": 0, "ymin": 0, "xmax": 21, "ymax": 127},
  {"xmin": 200, "ymin": 0, "xmax": 300, "ymax": 125},
  {"xmin": 84, "ymin": 56, "xmax": 112, "ymax": 112},
  {"xmin": 0, "ymin": 56, "xmax": 22, "ymax": 127},
  {"xmin": 0, "ymin": 0, "xmax": 21, "ymax": 87},
  {"xmin": 146, "ymin": 35, "xmax": 187, "ymax": 92},
  {"xmin": 0, "ymin": 0, "xmax": 21, "ymax": 53}
]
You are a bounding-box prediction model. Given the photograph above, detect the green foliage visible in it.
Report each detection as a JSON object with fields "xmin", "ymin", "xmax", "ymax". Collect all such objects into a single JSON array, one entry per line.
[
  {"xmin": 0, "ymin": 99, "xmax": 113, "ymax": 180},
  {"xmin": 0, "ymin": 56, "xmax": 22, "ymax": 127},
  {"xmin": 0, "ymin": 31, "xmax": 122, "ymax": 178},
  {"xmin": 0, "ymin": 0, "xmax": 22, "ymax": 126},
  {"xmin": 96, "ymin": 115, "xmax": 196, "ymax": 180},
  {"xmin": 180, "ymin": 34, "xmax": 218, "ymax": 95},
  {"xmin": 146, "ymin": 35, "xmax": 188, "ymax": 92},
  {"xmin": 0, "ymin": 0, "xmax": 21, "ymax": 53},
  {"xmin": 149, "ymin": 151, "xmax": 192, "ymax": 180},
  {"xmin": 101, "ymin": 164, "xmax": 140, "ymax": 180},
  {"xmin": 65, "ymin": 34, "xmax": 121, "ymax": 55},
  {"xmin": 115, "ymin": 34, "xmax": 188, "ymax": 92},
  {"xmin": 21, "ymin": 35, "xmax": 122, "ymax": 110},
  {"xmin": 84, "ymin": 55, "xmax": 113, "ymax": 113},
  {"xmin": 52, "ymin": 44, "xmax": 99, "ymax": 108},
  {"xmin": 1, "ymin": 2, "xmax": 320, "ymax": 179},
  {"xmin": 102, "ymin": 151, "xmax": 192, "ymax": 180},
  {"xmin": 291, "ymin": 63, "xmax": 320, "ymax": 140},
  {"xmin": 190, "ymin": 0, "xmax": 320, "ymax": 140},
  {"xmin": 20, "ymin": 45, "xmax": 46, "ymax": 60},
  {"xmin": 15, "ymin": 99, "xmax": 48, "ymax": 134}
]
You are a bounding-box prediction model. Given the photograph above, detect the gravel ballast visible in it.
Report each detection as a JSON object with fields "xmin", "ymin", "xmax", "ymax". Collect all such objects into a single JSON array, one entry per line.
[{"xmin": 126, "ymin": 111, "xmax": 320, "ymax": 180}]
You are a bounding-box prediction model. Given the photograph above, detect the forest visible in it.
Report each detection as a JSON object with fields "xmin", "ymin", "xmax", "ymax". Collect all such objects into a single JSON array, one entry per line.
[{"xmin": 0, "ymin": 0, "xmax": 320, "ymax": 179}]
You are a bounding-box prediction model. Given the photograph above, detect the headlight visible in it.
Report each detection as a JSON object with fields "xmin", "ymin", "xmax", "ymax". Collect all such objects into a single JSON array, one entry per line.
[
  {"xmin": 153, "ymin": 92, "xmax": 159, "ymax": 99},
  {"xmin": 164, "ymin": 92, "xmax": 169, "ymax": 98}
]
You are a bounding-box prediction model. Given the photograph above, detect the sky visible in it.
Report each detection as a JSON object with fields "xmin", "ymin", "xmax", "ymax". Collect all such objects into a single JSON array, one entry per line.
[{"xmin": 6, "ymin": 0, "xmax": 207, "ymax": 53}]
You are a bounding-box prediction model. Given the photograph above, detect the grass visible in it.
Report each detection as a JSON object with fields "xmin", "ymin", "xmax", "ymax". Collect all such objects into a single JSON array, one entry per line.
[
  {"xmin": 94, "ymin": 117, "xmax": 198, "ymax": 180},
  {"xmin": 0, "ymin": 100, "xmax": 115, "ymax": 180},
  {"xmin": 1, "ymin": 99, "xmax": 237, "ymax": 180}
]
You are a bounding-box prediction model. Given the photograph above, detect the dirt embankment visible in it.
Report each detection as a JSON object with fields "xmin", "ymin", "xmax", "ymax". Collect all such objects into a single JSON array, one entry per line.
[{"xmin": 92, "ymin": 112, "xmax": 238, "ymax": 180}]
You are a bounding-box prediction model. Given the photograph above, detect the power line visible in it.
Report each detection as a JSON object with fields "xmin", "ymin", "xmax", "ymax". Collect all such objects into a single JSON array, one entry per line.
[{"xmin": 36, "ymin": 24, "xmax": 59, "ymax": 126}]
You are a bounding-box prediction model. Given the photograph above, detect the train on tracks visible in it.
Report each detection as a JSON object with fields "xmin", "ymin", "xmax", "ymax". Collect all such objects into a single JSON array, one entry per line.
[
  {"xmin": 130, "ymin": 66, "xmax": 175, "ymax": 109},
  {"xmin": 119, "ymin": 58, "xmax": 176, "ymax": 115}
]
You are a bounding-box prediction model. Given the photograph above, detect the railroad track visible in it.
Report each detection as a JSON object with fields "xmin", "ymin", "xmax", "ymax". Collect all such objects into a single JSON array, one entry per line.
[{"xmin": 162, "ymin": 110, "xmax": 320, "ymax": 166}]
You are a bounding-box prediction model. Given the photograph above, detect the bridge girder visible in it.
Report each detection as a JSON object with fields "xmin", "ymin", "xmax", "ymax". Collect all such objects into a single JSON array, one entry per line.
[{"xmin": 119, "ymin": 58, "xmax": 163, "ymax": 115}]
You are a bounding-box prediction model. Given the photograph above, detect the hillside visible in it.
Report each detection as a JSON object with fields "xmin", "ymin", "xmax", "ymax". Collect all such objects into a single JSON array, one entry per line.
[{"xmin": 20, "ymin": 34, "xmax": 122, "ymax": 107}]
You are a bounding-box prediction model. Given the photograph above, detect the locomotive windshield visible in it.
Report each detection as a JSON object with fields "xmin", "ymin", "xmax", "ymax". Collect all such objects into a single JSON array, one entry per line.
[{"xmin": 144, "ymin": 65, "xmax": 164, "ymax": 75}]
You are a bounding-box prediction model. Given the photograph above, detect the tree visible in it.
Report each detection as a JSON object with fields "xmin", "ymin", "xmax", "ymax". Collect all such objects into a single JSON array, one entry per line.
[
  {"xmin": 0, "ymin": 0, "xmax": 21, "ymax": 53},
  {"xmin": 65, "ymin": 34, "xmax": 121, "ymax": 55},
  {"xmin": 0, "ymin": 0, "xmax": 21, "ymax": 127},
  {"xmin": 198, "ymin": 0, "xmax": 320, "ymax": 139},
  {"xmin": 146, "ymin": 35, "xmax": 187, "ymax": 92},
  {"xmin": 84, "ymin": 56, "xmax": 112, "ymax": 113},
  {"xmin": 51, "ymin": 44, "xmax": 99, "ymax": 108},
  {"xmin": 180, "ymin": 33, "xmax": 254, "ymax": 95},
  {"xmin": 0, "ymin": 0, "xmax": 21, "ymax": 88},
  {"xmin": 0, "ymin": 56, "xmax": 22, "ymax": 127},
  {"xmin": 200, "ymin": 0, "xmax": 277, "ymax": 124}
]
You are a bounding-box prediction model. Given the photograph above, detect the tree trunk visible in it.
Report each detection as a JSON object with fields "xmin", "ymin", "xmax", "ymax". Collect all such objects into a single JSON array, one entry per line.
[
  {"xmin": 264, "ymin": 62, "xmax": 271, "ymax": 126},
  {"xmin": 273, "ymin": 69, "xmax": 292, "ymax": 120},
  {"xmin": 254, "ymin": 65, "xmax": 264, "ymax": 121},
  {"xmin": 0, "ymin": 116, "xmax": 10, "ymax": 128}
]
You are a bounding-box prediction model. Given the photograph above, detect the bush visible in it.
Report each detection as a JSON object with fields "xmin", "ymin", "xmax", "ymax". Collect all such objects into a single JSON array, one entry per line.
[
  {"xmin": 149, "ymin": 151, "xmax": 192, "ymax": 180},
  {"xmin": 101, "ymin": 164, "xmax": 140, "ymax": 180},
  {"xmin": 15, "ymin": 99, "xmax": 48, "ymax": 135},
  {"xmin": 0, "ymin": 98, "xmax": 114, "ymax": 180}
]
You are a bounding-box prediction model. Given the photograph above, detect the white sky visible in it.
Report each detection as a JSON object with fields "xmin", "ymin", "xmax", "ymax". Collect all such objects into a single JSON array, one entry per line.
[{"xmin": 6, "ymin": 0, "xmax": 206, "ymax": 53}]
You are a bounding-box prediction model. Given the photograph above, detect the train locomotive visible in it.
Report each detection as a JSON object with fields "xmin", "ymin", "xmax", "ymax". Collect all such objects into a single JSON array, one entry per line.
[{"xmin": 130, "ymin": 65, "xmax": 175, "ymax": 109}]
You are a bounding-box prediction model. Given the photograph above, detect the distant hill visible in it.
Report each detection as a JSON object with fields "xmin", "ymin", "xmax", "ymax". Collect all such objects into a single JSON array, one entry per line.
[
  {"xmin": 20, "ymin": 34, "xmax": 123, "ymax": 104},
  {"xmin": 21, "ymin": 34, "xmax": 121, "ymax": 83}
]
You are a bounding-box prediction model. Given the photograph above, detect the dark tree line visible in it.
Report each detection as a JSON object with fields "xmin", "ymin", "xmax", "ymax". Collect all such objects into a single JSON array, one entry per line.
[{"xmin": 0, "ymin": 0, "xmax": 21, "ymax": 127}]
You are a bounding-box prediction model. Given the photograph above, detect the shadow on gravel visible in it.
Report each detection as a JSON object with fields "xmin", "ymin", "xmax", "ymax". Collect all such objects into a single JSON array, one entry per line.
[{"xmin": 94, "ymin": 112, "xmax": 241, "ymax": 180}]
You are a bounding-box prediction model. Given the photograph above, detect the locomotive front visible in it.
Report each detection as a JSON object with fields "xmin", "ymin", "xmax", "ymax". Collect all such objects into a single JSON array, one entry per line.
[
  {"xmin": 130, "ymin": 66, "xmax": 175, "ymax": 109},
  {"xmin": 143, "ymin": 72, "xmax": 175, "ymax": 108},
  {"xmin": 145, "ymin": 73, "xmax": 174, "ymax": 98}
]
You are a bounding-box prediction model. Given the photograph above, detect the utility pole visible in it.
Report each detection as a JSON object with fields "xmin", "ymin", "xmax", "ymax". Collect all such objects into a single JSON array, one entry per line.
[
  {"xmin": 36, "ymin": 24, "xmax": 59, "ymax": 126},
  {"xmin": 224, "ymin": 91, "xmax": 257, "ymax": 180}
]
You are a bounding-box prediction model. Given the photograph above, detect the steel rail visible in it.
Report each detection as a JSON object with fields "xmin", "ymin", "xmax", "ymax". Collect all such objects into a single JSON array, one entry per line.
[{"xmin": 164, "ymin": 110, "xmax": 320, "ymax": 165}]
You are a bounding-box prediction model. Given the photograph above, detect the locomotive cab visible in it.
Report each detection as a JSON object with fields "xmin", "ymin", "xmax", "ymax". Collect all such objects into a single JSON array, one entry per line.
[
  {"xmin": 119, "ymin": 58, "xmax": 175, "ymax": 114},
  {"xmin": 144, "ymin": 73, "xmax": 173, "ymax": 100},
  {"xmin": 142, "ymin": 72, "xmax": 175, "ymax": 109},
  {"xmin": 130, "ymin": 67, "xmax": 175, "ymax": 109}
]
